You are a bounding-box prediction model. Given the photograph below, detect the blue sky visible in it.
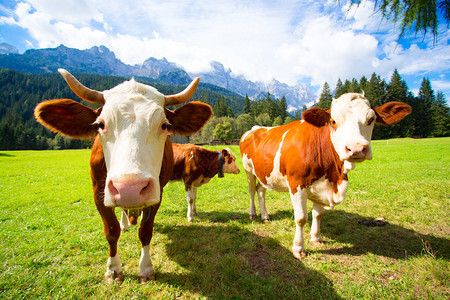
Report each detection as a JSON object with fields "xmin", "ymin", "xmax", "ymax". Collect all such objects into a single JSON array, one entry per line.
[{"xmin": 0, "ymin": 0, "xmax": 449, "ymax": 99}]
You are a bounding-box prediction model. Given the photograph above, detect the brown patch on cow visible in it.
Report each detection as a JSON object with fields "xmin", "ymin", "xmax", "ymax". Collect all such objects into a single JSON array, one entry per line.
[
  {"xmin": 280, "ymin": 122, "xmax": 345, "ymax": 194},
  {"xmin": 171, "ymin": 143, "xmax": 222, "ymax": 189}
]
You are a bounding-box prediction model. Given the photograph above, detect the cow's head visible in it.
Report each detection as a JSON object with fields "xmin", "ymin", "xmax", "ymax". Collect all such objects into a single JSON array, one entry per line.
[
  {"xmin": 303, "ymin": 93, "xmax": 411, "ymax": 164},
  {"xmin": 35, "ymin": 69, "xmax": 212, "ymax": 208},
  {"xmin": 221, "ymin": 148, "xmax": 240, "ymax": 174}
]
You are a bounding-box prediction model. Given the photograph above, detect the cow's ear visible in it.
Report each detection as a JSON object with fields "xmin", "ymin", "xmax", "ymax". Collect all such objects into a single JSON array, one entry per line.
[
  {"xmin": 302, "ymin": 107, "xmax": 330, "ymax": 127},
  {"xmin": 34, "ymin": 99, "xmax": 100, "ymax": 139},
  {"xmin": 165, "ymin": 101, "xmax": 213, "ymax": 136},
  {"xmin": 374, "ymin": 102, "xmax": 412, "ymax": 125},
  {"xmin": 222, "ymin": 149, "xmax": 229, "ymax": 157}
]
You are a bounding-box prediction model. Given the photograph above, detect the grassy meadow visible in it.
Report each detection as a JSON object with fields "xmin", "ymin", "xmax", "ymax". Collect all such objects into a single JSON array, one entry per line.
[{"xmin": 0, "ymin": 137, "xmax": 448, "ymax": 299}]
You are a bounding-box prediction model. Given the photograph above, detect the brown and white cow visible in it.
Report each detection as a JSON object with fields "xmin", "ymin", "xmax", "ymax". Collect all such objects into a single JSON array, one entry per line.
[
  {"xmin": 34, "ymin": 69, "xmax": 212, "ymax": 283},
  {"xmin": 171, "ymin": 143, "xmax": 240, "ymax": 222},
  {"xmin": 120, "ymin": 144, "xmax": 240, "ymax": 227},
  {"xmin": 239, "ymin": 93, "xmax": 411, "ymax": 259}
]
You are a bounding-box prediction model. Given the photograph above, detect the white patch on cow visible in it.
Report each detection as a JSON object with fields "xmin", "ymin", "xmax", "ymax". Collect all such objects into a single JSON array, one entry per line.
[
  {"xmin": 120, "ymin": 210, "xmax": 129, "ymax": 231},
  {"xmin": 99, "ymin": 80, "xmax": 169, "ymax": 208},
  {"xmin": 330, "ymin": 93, "xmax": 376, "ymax": 163},
  {"xmin": 105, "ymin": 254, "xmax": 122, "ymax": 280},
  {"xmin": 242, "ymin": 153, "xmax": 254, "ymax": 174},
  {"xmin": 139, "ymin": 245, "xmax": 155, "ymax": 281},
  {"xmin": 191, "ymin": 175, "xmax": 211, "ymax": 187},
  {"xmin": 307, "ymin": 176, "xmax": 349, "ymax": 209},
  {"xmin": 186, "ymin": 187, "xmax": 197, "ymax": 222},
  {"xmin": 265, "ymin": 130, "xmax": 289, "ymax": 192},
  {"xmin": 343, "ymin": 160, "xmax": 355, "ymax": 174}
]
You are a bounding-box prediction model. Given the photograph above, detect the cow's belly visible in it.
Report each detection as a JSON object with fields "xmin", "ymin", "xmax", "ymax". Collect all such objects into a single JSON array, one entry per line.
[
  {"xmin": 242, "ymin": 153, "xmax": 290, "ymax": 192},
  {"xmin": 191, "ymin": 175, "xmax": 211, "ymax": 188},
  {"xmin": 306, "ymin": 176, "xmax": 348, "ymax": 209}
]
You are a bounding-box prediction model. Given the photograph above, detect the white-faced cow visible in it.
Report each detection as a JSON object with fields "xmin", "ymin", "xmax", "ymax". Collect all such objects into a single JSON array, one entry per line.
[
  {"xmin": 34, "ymin": 69, "xmax": 212, "ymax": 283},
  {"xmin": 239, "ymin": 93, "xmax": 411, "ymax": 259},
  {"xmin": 171, "ymin": 143, "xmax": 240, "ymax": 222},
  {"xmin": 120, "ymin": 144, "xmax": 240, "ymax": 227}
]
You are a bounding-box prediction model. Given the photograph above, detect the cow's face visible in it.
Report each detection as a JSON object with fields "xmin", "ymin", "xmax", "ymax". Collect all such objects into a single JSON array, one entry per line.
[
  {"xmin": 302, "ymin": 93, "xmax": 411, "ymax": 164},
  {"xmin": 35, "ymin": 69, "xmax": 212, "ymax": 209},
  {"xmin": 330, "ymin": 93, "xmax": 376, "ymax": 162},
  {"xmin": 98, "ymin": 81, "xmax": 169, "ymax": 208},
  {"xmin": 221, "ymin": 148, "xmax": 240, "ymax": 174}
]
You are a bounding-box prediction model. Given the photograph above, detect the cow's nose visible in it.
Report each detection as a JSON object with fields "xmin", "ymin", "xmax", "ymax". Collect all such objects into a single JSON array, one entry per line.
[
  {"xmin": 345, "ymin": 144, "xmax": 368, "ymax": 158},
  {"xmin": 108, "ymin": 176, "xmax": 153, "ymax": 207}
]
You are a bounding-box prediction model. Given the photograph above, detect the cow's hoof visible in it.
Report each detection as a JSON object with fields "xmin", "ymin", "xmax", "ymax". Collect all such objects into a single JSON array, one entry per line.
[
  {"xmin": 139, "ymin": 273, "xmax": 156, "ymax": 284},
  {"xmin": 249, "ymin": 214, "xmax": 257, "ymax": 221},
  {"xmin": 105, "ymin": 270, "xmax": 124, "ymax": 284},
  {"xmin": 311, "ymin": 240, "xmax": 325, "ymax": 247},
  {"xmin": 262, "ymin": 218, "xmax": 270, "ymax": 223},
  {"xmin": 293, "ymin": 250, "xmax": 307, "ymax": 260}
]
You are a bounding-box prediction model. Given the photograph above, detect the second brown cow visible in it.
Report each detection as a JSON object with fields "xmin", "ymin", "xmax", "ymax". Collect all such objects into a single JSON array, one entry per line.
[{"xmin": 171, "ymin": 143, "xmax": 240, "ymax": 222}]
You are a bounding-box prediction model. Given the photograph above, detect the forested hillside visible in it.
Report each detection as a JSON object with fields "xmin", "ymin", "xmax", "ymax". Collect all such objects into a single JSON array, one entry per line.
[{"xmin": 0, "ymin": 69, "xmax": 244, "ymax": 150}]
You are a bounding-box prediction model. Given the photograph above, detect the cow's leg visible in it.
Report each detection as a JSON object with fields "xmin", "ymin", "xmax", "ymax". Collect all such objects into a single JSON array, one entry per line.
[
  {"xmin": 138, "ymin": 203, "xmax": 160, "ymax": 283},
  {"xmin": 245, "ymin": 170, "xmax": 258, "ymax": 220},
  {"xmin": 120, "ymin": 210, "xmax": 129, "ymax": 232},
  {"xmin": 310, "ymin": 204, "xmax": 325, "ymax": 246},
  {"xmin": 96, "ymin": 203, "xmax": 123, "ymax": 283},
  {"xmin": 256, "ymin": 182, "xmax": 269, "ymax": 222},
  {"xmin": 290, "ymin": 189, "xmax": 308, "ymax": 259},
  {"xmin": 185, "ymin": 183, "xmax": 197, "ymax": 222}
]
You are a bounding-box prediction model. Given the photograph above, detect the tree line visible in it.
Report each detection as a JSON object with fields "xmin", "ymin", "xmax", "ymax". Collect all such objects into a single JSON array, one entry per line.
[{"xmin": 0, "ymin": 68, "xmax": 448, "ymax": 150}]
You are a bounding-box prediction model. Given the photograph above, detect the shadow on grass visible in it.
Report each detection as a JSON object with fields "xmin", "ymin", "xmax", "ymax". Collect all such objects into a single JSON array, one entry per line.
[
  {"xmin": 0, "ymin": 152, "xmax": 14, "ymax": 157},
  {"xmin": 192, "ymin": 209, "xmax": 449, "ymax": 260},
  {"xmin": 154, "ymin": 223, "xmax": 342, "ymax": 299}
]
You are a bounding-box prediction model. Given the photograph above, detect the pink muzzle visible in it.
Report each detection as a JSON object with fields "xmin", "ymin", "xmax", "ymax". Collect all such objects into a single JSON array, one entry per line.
[{"xmin": 107, "ymin": 176, "xmax": 154, "ymax": 208}]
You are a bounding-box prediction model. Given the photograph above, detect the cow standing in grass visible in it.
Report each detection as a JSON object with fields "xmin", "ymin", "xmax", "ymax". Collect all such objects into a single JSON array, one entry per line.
[
  {"xmin": 171, "ymin": 143, "xmax": 240, "ymax": 222},
  {"xmin": 239, "ymin": 93, "xmax": 411, "ymax": 259},
  {"xmin": 35, "ymin": 69, "xmax": 212, "ymax": 283}
]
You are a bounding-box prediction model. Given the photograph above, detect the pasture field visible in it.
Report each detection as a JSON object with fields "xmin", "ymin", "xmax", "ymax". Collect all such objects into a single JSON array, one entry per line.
[{"xmin": 0, "ymin": 137, "xmax": 448, "ymax": 299}]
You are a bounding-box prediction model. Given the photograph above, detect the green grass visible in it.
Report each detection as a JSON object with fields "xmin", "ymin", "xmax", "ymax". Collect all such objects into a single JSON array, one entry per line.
[{"xmin": 0, "ymin": 138, "xmax": 449, "ymax": 299}]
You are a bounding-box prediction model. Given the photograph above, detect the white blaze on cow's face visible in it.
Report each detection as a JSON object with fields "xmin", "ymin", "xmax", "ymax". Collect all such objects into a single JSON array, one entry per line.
[
  {"xmin": 330, "ymin": 93, "xmax": 377, "ymax": 163},
  {"xmin": 97, "ymin": 79, "xmax": 170, "ymax": 208}
]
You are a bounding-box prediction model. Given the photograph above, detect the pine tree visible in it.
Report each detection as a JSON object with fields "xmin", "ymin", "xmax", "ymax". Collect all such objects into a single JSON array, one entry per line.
[
  {"xmin": 243, "ymin": 94, "xmax": 251, "ymax": 114},
  {"xmin": 386, "ymin": 69, "xmax": 410, "ymax": 137},
  {"xmin": 365, "ymin": 73, "xmax": 387, "ymax": 108},
  {"xmin": 359, "ymin": 76, "xmax": 368, "ymax": 94},
  {"xmin": 334, "ymin": 78, "xmax": 345, "ymax": 98},
  {"xmin": 318, "ymin": 82, "xmax": 333, "ymax": 110},
  {"xmin": 415, "ymin": 78, "xmax": 435, "ymax": 137},
  {"xmin": 277, "ymin": 96, "xmax": 288, "ymax": 122},
  {"xmin": 430, "ymin": 91, "xmax": 450, "ymax": 137}
]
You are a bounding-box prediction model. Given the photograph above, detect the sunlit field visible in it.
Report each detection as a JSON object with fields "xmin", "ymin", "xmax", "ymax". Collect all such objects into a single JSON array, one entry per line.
[{"xmin": 0, "ymin": 138, "xmax": 448, "ymax": 299}]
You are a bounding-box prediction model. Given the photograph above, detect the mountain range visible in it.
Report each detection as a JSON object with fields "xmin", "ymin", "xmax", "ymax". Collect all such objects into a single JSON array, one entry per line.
[{"xmin": 0, "ymin": 43, "xmax": 316, "ymax": 110}]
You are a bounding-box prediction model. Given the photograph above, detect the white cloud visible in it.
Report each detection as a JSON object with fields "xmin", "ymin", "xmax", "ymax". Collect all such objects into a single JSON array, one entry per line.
[{"xmin": 1, "ymin": 0, "xmax": 449, "ymax": 96}]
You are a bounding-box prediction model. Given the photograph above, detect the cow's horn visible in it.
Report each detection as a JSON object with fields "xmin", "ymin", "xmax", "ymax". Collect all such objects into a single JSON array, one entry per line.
[
  {"xmin": 165, "ymin": 77, "xmax": 200, "ymax": 106},
  {"xmin": 58, "ymin": 69, "xmax": 105, "ymax": 104}
]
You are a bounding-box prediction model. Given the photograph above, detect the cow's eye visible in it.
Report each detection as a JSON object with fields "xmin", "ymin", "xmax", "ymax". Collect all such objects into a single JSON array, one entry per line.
[
  {"xmin": 96, "ymin": 121, "xmax": 105, "ymax": 130},
  {"xmin": 367, "ymin": 117, "xmax": 375, "ymax": 126},
  {"xmin": 161, "ymin": 123, "xmax": 168, "ymax": 130}
]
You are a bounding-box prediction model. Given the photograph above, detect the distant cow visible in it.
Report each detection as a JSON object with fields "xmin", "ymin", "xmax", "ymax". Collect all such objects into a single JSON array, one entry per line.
[
  {"xmin": 120, "ymin": 144, "xmax": 240, "ymax": 227},
  {"xmin": 171, "ymin": 143, "xmax": 240, "ymax": 222},
  {"xmin": 35, "ymin": 69, "xmax": 212, "ymax": 283},
  {"xmin": 240, "ymin": 93, "xmax": 411, "ymax": 259}
]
